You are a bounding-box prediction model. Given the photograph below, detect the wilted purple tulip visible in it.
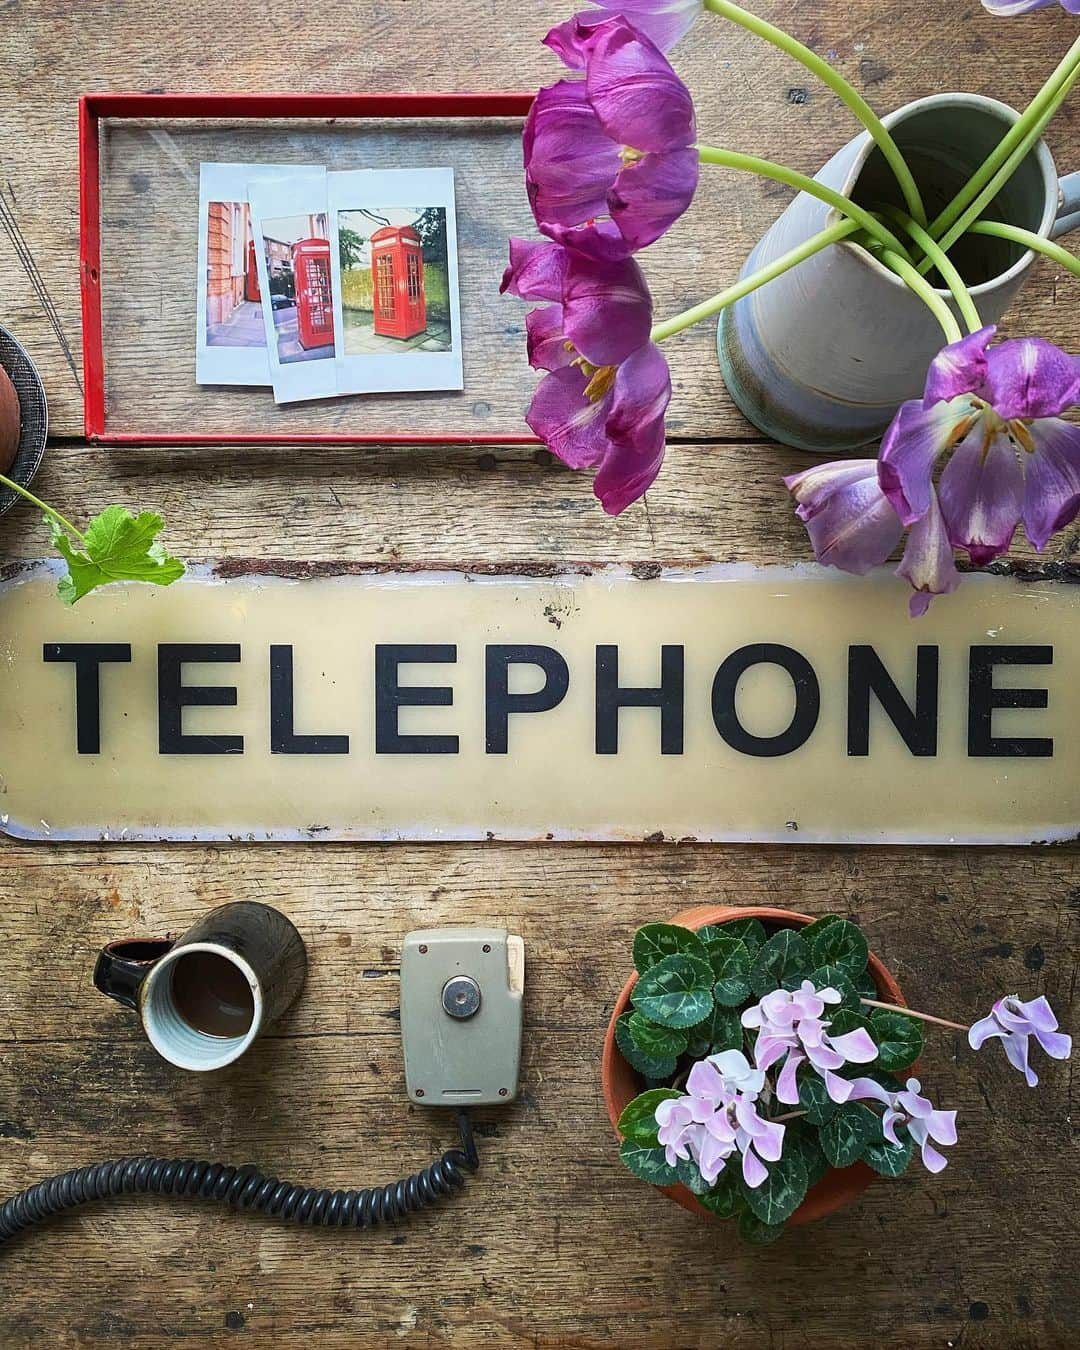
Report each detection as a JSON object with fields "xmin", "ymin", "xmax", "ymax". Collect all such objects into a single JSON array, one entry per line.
[
  {"xmin": 880, "ymin": 326, "xmax": 1080, "ymax": 577},
  {"xmin": 528, "ymin": 15, "xmax": 699, "ymax": 255},
  {"xmin": 784, "ymin": 460, "xmax": 904, "ymax": 575},
  {"xmin": 981, "ymin": 0, "xmax": 1080, "ymax": 14},
  {"xmin": 555, "ymin": 1, "xmax": 704, "ymax": 54},
  {"xmin": 968, "ymin": 994, "xmax": 1073, "ymax": 1087},
  {"xmin": 883, "ymin": 1078, "xmax": 957, "ymax": 1174},
  {"xmin": 501, "ymin": 235, "xmax": 672, "ymax": 513}
]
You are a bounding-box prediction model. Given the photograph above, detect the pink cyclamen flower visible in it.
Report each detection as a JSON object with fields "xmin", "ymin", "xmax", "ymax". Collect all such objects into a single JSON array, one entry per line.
[
  {"xmin": 529, "ymin": 15, "xmax": 699, "ymax": 256},
  {"xmin": 968, "ymin": 994, "xmax": 1072, "ymax": 1087},
  {"xmin": 885, "ymin": 1078, "xmax": 957, "ymax": 1174},
  {"xmin": 981, "ymin": 0, "xmax": 1080, "ymax": 13},
  {"xmin": 501, "ymin": 236, "xmax": 671, "ymax": 514},
  {"xmin": 561, "ymin": 1, "xmax": 705, "ymax": 53},
  {"xmin": 655, "ymin": 1049, "xmax": 785, "ymax": 1187},
  {"xmin": 743, "ymin": 980, "xmax": 879, "ymax": 1104}
]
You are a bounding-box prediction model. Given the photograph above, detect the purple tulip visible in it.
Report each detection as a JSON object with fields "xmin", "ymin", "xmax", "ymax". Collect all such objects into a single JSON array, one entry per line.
[
  {"xmin": 528, "ymin": 15, "xmax": 699, "ymax": 256},
  {"xmin": 502, "ymin": 236, "xmax": 672, "ymax": 514},
  {"xmin": 552, "ymin": 2, "xmax": 704, "ymax": 55},
  {"xmin": 784, "ymin": 460, "xmax": 904, "ymax": 575},
  {"xmin": 968, "ymin": 994, "xmax": 1072, "ymax": 1087},
  {"xmin": 981, "ymin": 0, "xmax": 1080, "ymax": 14}
]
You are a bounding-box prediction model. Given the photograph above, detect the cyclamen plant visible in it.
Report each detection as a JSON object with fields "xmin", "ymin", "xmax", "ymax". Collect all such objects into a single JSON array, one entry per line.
[
  {"xmin": 615, "ymin": 914, "xmax": 1071, "ymax": 1244},
  {"xmin": 503, "ymin": 0, "xmax": 1080, "ymax": 615},
  {"xmin": 0, "ymin": 472, "xmax": 184, "ymax": 604}
]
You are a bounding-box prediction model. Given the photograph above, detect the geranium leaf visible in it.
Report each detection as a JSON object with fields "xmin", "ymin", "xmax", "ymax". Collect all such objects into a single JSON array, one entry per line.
[
  {"xmin": 627, "ymin": 1012, "xmax": 688, "ymax": 1060},
  {"xmin": 710, "ymin": 939, "xmax": 752, "ymax": 1007},
  {"xmin": 737, "ymin": 1211, "xmax": 787, "ymax": 1245},
  {"xmin": 715, "ymin": 917, "xmax": 767, "ymax": 954},
  {"xmin": 617, "ymin": 1088, "xmax": 682, "ymax": 1145},
  {"xmin": 797, "ymin": 1072, "xmax": 836, "ymax": 1126},
  {"xmin": 870, "ymin": 1010, "xmax": 924, "ymax": 1072},
  {"xmin": 809, "ymin": 918, "xmax": 869, "ymax": 978},
  {"xmin": 820, "ymin": 1102, "xmax": 875, "ymax": 1168},
  {"xmin": 750, "ymin": 929, "xmax": 811, "ymax": 996},
  {"xmin": 743, "ymin": 1149, "xmax": 808, "ymax": 1227},
  {"xmin": 633, "ymin": 923, "xmax": 709, "ymax": 975},
  {"xmin": 699, "ymin": 1168, "xmax": 743, "ymax": 1218},
  {"xmin": 619, "ymin": 1139, "xmax": 680, "ymax": 1186},
  {"xmin": 691, "ymin": 1001, "xmax": 743, "ymax": 1054},
  {"xmin": 807, "ymin": 964, "xmax": 859, "ymax": 1010},
  {"xmin": 50, "ymin": 507, "xmax": 185, "ymax": 607},
  {"xmin": 632, "ymin": 953, "xmax": 715, "ymax": 1029},
  {"xmin": 615, "ymin": 1012, "xmax": 677, "ymax": 1080}
]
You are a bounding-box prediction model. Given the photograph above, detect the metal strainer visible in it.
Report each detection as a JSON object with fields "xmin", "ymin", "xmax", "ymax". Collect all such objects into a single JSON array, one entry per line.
[{"xmin": 0, "ymin": 325, "xmax": 49, "ymax": 518}]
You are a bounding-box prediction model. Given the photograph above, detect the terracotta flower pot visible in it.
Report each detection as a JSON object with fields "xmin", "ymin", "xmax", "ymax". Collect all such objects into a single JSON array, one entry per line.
[{"xmin": 602, "ymin": 904, "xmax": 908, "ymax": 1226}]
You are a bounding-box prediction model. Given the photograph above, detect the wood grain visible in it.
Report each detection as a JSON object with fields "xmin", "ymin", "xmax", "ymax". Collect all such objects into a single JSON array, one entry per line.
[{"xmin": 1, "ymin": 1, "xmax": 1080, "ymax": 1346}]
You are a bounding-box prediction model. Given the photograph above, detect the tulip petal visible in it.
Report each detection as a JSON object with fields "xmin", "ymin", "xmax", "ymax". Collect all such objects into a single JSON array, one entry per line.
[
  {"xmin": 583, "ymin": 17, "xmax": 696, "ymax": 154},
  {"xmin": 879, "ymin": 397, "xmax": 973, "ymax": 526},
  {"xmin": 922, "ymin": 326, "xmax": 994, "ymax": 408},
  {"xmin": 525, "ymin": 366, "xmax": 612, "ymax": 469},
  {"xmin": 587, "ymin": 0, "xmax": 704, "ymax": 51},
  {"xmin": 985, "ymin": 337, "xmax": 1080, "ymax": 420},
  {"xmin": 608, "ymin": 147, "xmax": 699, "ymax": 250},
  {"xmin": 980, "ymin": 0, "xmax": 1061, "ymax": 12},
  {"xmin": 937, "ymin": 430, "xmax": 1023, "ymax": 565},
  {"xmin": 562, "ymin": 253, "xmax": 653, "ymax": 367},
  {"xmin": 541, "ymin": 218, "xmax": 633, "ymax": 262},
  {"xmin": 525, "ymin": 305, "xmax": 572, "ymax": 372},
  {"xmin": 501, "ymin": 237, "xmax": 567, "ymax": 301},
  {"xmin": 593, "ymin": 342, "xmax": 671, "ymax": 513},
  {"xmin": 524, "ymin": 80, "xmax": 622, "ymax": 233},
  {"xmin": 1022, "ymin": 417, "xmax": 1080, "ymax": 551},
  {"xmin": 793, "ymin": 462, "xmax": 903, "ymax": 575},
  {"xmin": 896, "ymin": 488, "xmax": 960, "ymax": 618}
]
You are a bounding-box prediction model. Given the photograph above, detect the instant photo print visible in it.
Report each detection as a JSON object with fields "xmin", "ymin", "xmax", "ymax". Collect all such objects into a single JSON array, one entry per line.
[
  {"xmin": 248, "ymin": 168, "xmax": 337, "ymax": 404},
  {"xmin": 329, "ymin": 168, "xmax": 463, "ymax": 395}
]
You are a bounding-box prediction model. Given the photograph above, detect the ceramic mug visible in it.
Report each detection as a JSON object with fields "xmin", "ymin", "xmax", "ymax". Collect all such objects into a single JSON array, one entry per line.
[
  {"xmin": 94, "ymin": 901, "xmax": 307, "ymax": 1071},
  {"xmin": 718, "ymin": 93, "xmax": 1080, "ymax": 452}
]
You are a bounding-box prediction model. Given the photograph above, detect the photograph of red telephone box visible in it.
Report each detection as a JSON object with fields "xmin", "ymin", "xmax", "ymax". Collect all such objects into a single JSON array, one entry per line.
[
  {"xmin": 259, "ymin": 212, "xmax": 336, "ymax": 364},
  {"xmin": 205, "ymin": 201, "xmax": 266, "ymax": 349},
  {"xmin": 338, "ymin": 206, "xmax": 451, "ymax": 356}
]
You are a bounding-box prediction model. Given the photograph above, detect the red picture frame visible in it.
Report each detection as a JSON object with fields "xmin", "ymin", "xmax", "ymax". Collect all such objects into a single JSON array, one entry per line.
[{"xmin": 78, "ymin": 91, "xmax": 536, "ymax": 446}]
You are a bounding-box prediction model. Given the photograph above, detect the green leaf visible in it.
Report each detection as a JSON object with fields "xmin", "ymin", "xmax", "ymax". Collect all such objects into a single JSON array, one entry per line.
[
  {"xmin": 673, "ymin": 1156, "xmax": 711, "ymax": 1194},
  {"xmin": 631, "ymin": 953, "xmax": 715, "ymax": 1029},
  {"xmin": 698, "ymin": 1168, "xmax": 743, "ymax": 1219},
  {"xmin": 711, "ymin": 939, "xmax": 752, "ymax": 1007},
  {"xmin": 870, "ymin": 1010, "xmax": 924, "ymax": 1072},
  {"xmin": 617, "ymin": 1088, "xmax": 682, "ymax": 1144},
  {"xmin": 615, "ymin": 1013, "xmax": 676, "ymax": 1080},
  {"xmin": 819, "ymin": 1102, "xmax": 875, "ymax": 1168},
  {"xmin": 50, "ymin": 506, "xmax": 185, "ymax": 606},
  {"xmin": 627, "ymin": 1012, "xmax": 688, "ymax": 1060},
  {"xmin": 827, "ymin": 1007, "xmax": 875, "ymax": 1041},
  {"xmin": 785, "ymin": 1120, "xmax": 831, "ymax": 1187},
  {"xmin": 633, "ymin": 923, "xmax": 709, "ymax": 975},
  {"xmin": 798, "ymin": 914, "xmax": 843, "ymax": 948},
  {"xmin": 750, "ymin": 929, "xmax": 810, "ymax": 996},
  {"xmin": 737, "ymin": 1211, "xmax": 787, "ymax": 1245},
  {"xmin": 864, "ymin": 1122, "xmax": 914, "ymax": 1178},
  {"xmin": 715, "ymin": 917, "xmax": 767, "ymax": 954},
  {"xmin": 691, "ymin": 1002, "xmax": 743, "ymax": 1054},
  {"xmin": 809, "ymin": 919, "xmax": 869, "ymax": 978},
  {"xmin": 619, "ymin": 1139, "xmax": 679, "ymax": 1186},
  {"xmin": 743, "ymin": 1149, "xmax": 808, "ymax": 1227},
  {"xmin": 856, "ymin": 968, "xmax": 879, "ymax": 1000},
  {"xmin": 797, "ymin": 1072, "xmax": 836, "ymax": 1127},
  {"xmin": 807, "ymin": 964, "xmax": 859, "ymax": 1010}
]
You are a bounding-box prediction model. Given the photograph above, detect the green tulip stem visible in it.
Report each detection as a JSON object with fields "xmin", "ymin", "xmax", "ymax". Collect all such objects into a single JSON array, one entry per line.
[
  {"xmin": 696, "ymin": 145, "xmax": 911, "ymax": 256},
  {"xmin": 877, "ymin": 249, "xmax": 963, "ymax": 345},
  {"xmin": 0, "ymin": 472, "xmax": 84, "ymax": 542},
  {"xmin": 968, "ymin": 220, "xmax": 1080, "ymax": 281},
  {"xmin": 702, "ymin": 0, "xmax": 926, "ymax": 225},
  {"xmin": 880, "ymin": 205, "xmax": 983, "ymax": 334},
  {"xmin": 650, "ymin": 216, "xmax": 859, "ymax": 343}
]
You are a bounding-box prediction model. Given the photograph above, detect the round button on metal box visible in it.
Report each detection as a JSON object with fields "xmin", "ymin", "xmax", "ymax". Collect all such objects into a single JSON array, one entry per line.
[{"xmin": 441, "ymin": 975, "xmax": 481, "ymax": 1020}]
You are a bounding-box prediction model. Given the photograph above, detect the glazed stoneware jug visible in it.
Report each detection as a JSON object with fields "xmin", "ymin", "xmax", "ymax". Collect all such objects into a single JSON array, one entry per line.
[{"xmin": 718, "ymin": 93, "xmax": 1080, "ymax": 452}]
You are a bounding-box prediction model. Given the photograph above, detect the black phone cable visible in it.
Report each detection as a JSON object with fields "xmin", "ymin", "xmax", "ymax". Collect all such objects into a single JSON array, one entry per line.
[{"xmin": 0, "ymin": 1110, "xmax": 478, "ymax": 1247}]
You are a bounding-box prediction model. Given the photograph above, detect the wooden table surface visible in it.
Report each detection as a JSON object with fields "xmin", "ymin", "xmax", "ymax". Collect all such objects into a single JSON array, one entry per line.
[{"xmin": 1, "ymin": 2, "xmax": 1078, "ymax": 1345}]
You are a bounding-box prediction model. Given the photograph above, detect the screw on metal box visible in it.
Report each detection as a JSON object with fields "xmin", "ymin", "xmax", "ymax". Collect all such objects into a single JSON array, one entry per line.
[
  {"xmin": 400, "ymin": 928, "xmax": 525, "ymax": 1107},
  {"xmin": 0, "ymin": 326, "xmax": 48, "ymax": 518}
]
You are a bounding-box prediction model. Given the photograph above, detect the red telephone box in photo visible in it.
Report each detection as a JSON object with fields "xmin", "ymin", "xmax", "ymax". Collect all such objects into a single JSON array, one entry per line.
[
  {"xmin": 370, "ymin": 226, "xmax": 426, "ymax": 340},
  {"xmin": 244, "ymin": 238, "xmax": 261, "ymax": 303},
  {"xmin": 293, "ymin": 237, "xmax": 335, "ymax": 350}
]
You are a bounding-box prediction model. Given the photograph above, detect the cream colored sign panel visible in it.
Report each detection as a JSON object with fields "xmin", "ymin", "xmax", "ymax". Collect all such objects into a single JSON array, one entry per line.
[{"xmin": 0, "ymin": 561, "xmax": 1076, "ymax": 844}]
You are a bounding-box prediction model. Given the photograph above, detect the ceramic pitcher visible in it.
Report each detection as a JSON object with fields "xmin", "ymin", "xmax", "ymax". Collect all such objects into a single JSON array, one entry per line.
[{"xmin": 717, "ymin": 93, "xmax": 1080, "ymax": 452}]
